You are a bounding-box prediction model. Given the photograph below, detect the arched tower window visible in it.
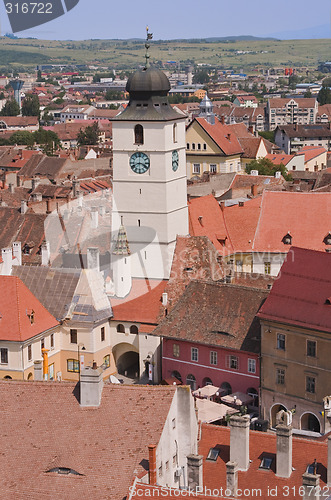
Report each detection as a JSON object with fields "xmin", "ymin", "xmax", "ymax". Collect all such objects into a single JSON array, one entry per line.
[
  {"xmin": 173, "ymin": 123, "xmax": 177, "ymax": 143},
  {"xmin": 134, "ymin": 124, "xmax": 144, "ymax": 145}
]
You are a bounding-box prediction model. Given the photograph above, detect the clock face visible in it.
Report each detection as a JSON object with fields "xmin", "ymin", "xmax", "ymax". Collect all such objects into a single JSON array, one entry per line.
[
  {"xmin": 172, "ymin": 150, "xmax": 179, "ymax": 172},
  {"xmin": 129, "ymin": 152, "xmax": 150, "ymax": 174}
]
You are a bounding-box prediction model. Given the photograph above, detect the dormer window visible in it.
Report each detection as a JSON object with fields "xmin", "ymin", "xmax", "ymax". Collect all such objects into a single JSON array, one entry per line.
[
  {"xmin": 259, "ymin": 456, "xmax": 273, "ymax": 470},
  {"xmin": 27, "ymin": 309, "xmax": 35, "ymax": 325},
  {"xmin": 282, "ymin": 232, "xmax": 292, "ymax": 245},
  {"xmin": 324, "ymin": 232, "xmax": 331, "ymax": 246},
  {"xmin": 134, "ymin": 124, "xmax": 144, "ymax": 145}
]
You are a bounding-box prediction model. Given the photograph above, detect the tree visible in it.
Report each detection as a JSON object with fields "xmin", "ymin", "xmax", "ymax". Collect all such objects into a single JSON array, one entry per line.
[
  {"xmin": 304, "ymin": 90, "xmax": 312, "ymax": 98},
  {"xmin": 192, "ymin": 70, "xmax": 210, "ymax": 85},
  {"xmin": 0, "ymin": 98, "xmax": 20, "ymax": 116},
  {"xmin": 9, "ymin": 130, "xmax": 34, "ymax": 146},
  {"xmin": 33, "ymin": 128, "xmax": 61, "ymax": 155},
  {"xmin": 245, "ymin": 157, "xmax": 292, "ymax": 181},
  {"xmin": 77, "ymin": 122, "xmax": 100, "ymax": 145},
  {"xmin": 318, "ymin": 84, "xmax": 331, "ymax": 105},
  {"xmin": 22, "ymin": 94, "xmax": 40, "ymax": 117}
]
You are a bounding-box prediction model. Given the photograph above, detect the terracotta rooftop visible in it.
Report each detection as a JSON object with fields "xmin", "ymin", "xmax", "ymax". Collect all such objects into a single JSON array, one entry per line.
[
  {"xmin": 265, "ymin": 153, "xmax": 295, "ymax": 166},
  {"xmin": 299, "ymin": 145, "xmax": 327, "ymax": 163},
  {"xmin": 0, "ymin": 115, "xmax": 39, "ymax": 127},
  {"xmin": 269, "ymin": 97, "xmax": 317, "ymax": 108},
  {"xmin": 110, "ymin": 278, "xmax": 168, "ymax": 327},
  {"xmin": 276, "ymin": 124, "xmax": 331, "ymax": 138},
  {"xmin": 0, "ymin": 381, "xmax": 176, "ymax": 500},
  {"xmin": 192, "ymin": 118, "xmax": 243, "ymax": 156},
  {"xmin": 153, "ymin": 281, "xmax": 268, "ymax": 353},
  {"xmin": 200, "ymin": 423, "xmax": 327, "ymax": 500},
  {"xmin": 0, "ymin": 276, "xmax": 58, "ymax": 341},
  {"xmin": 257, "ymin": 247, "xmax": 331, "ymax": 333}
]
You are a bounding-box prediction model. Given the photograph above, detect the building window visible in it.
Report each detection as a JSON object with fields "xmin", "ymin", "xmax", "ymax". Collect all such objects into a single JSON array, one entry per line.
[
  {"xmin": 276, "ymin": 368, "xmax": 285, "ymax": 385},
  {"xmin": 28, "ymin": 344, "xmax": 32, "ymax": 361},
  {"xmin": 192, "ymin": 143, "xmax": 195, "ymax": 150},
  {"xmin": 0, "ymin": 348, "xmax": 8, "ymax": 364},
  {"xmin": 197, "ymin": 143, "xmax": 201, "ymax": 150},
  {"xmin": 130, "ymin": 325, "xmax": 139, "ymax": 334},
  {"xmin": 186, "ymin": 143, "xmax": 189, "ymax": 150},
  {"xmin": 210, "ymin": 351, "xmax": 217, "ymax": 365},
  {"xmin": 248, "ymin": 359, "xmax": 256, "ymax": 373},
  {"xmin": 50, "ymin": 334, "xmax": 54, "ymax": 349},
  {"xmin": 193, "ymin": 164, "xmax": 200, "ymax": 174},
  {"xmin": 172, "ymin": 418, "xmax": 176, "ymax": 429},
  {"xmin": 158, "ymin": 464, "xmax": 162, "ymax": 477},
  {"xmin": 306, "ymin": 376, "xmax": 316, "ymax": 394},
  {"xmin": 277, "ymin": 333, "xmax": 286, "ymax": 350},
  {"xmin": 307, "ymin": 340, "xmax": 316, "ymax": 358},
  {"xmin": 134, "ymin": 124, "xmax": 144, "ymax": 145},
  {"xmin": 207, "ymin": 447, "xmax": 220, "ymax": 461},
  {"xmin": 227, "ymin": 355, "xmax": 239, "ymax": 370},
  {"xmin": 173, "ymin": 344, "xmax": 180, "ymax": 358},
  {"xmin": 173, "ymin": 123, "xmax": 177, "ymax": 143},
  {"xmin": 210, "ymin": 164, "xmax": 217, "ymax": 173},
  {"xmin": 101, "ymin": 327, "xmax": 105, "ymax": 342},
  {"xmin": 191, "ymin": 347, "xmax": 198, "ymax": 362},
  {"xmin": 103, "ymin": 354, "xmax": 110, "ymax": 368},
  {"xmin": 117, "ymin": 324, "xmax": 125, "ymax": 333},
  {"xmin": 203, "ymin": 143, "xmax": 207, "ymax": 150},
  {"xmin": 264, "ymin": 262, "xmax": 271, "ymax": 275},
  {"xmin": 67, "ymin": 359, "xmax": 79, "ymax": 372},
  {"xmin": 49, "ymin": 363, "xmax": 54, "ymax": 381},
  {"xmin": 41, "ymin": 338, "xmax": 45, "ymax": 351},
  {"xmin": 186, "ymin": 374, "xmax": 196, "ymax": 390}
]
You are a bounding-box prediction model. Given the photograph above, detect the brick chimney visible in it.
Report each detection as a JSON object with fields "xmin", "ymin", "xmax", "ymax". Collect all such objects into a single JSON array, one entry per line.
[
  {"xmin": 251, "ymin": 184, "xmax": 258, "ymax": 197},
  {"xmin": 221, "ymin": 115, "xmax": 225, "ymax": 125},
  {"xmin": 187, "ymin": 455, "xmax": 203, "ymax": 490},
  {"xmin": 46, "ymin": 199, "xmax": 51, "ymax": 214},
  {"xmin": 80, "ymin": 365, "xmax": 104, "ymax": 407},
  {"xmin": 229, "ymin": 415, "xmax": 250, "ymax": 471},
  {"xmin": 148, "ymin": 445, "xmax": 157, "ymax": 486},
  {"xmin": 276, "ymin": 423, "xmax": 293, "ymax": 478},
  {"xmin": 220, "ymin": 201, "xmax": 225, "ymax": 211}
]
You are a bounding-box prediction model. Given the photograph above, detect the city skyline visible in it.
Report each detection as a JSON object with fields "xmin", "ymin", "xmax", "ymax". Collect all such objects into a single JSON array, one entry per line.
[{"xmin": 0, "ymin": 0, "xmax": 330, "ymax": 40}]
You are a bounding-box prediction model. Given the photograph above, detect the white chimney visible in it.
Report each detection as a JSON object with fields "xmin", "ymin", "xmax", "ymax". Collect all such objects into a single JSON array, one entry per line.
[
  {"xmin": 33, "ymin": 360, "xmax": 43, "ymax": 381},
  {"xmin": 302, "ymin": 471, "xmax": 320, "ymax": 500},
  {"xmin": 328, "ymin": 436, "xmax": 331, "ymax": 486},
  {"xmin": 21, "ymin": 200, "xmax": 27, "ymax": 214},
  {"xmin": 162, "ymin": 292, "xmax": 168, "ymax": 307},
  {"xmin": 78, "ymin": 191, "xmax": 83, "ymax": 207},
  {"xmin": 1, "ymin": 248, "xmax": 13, "ymax": 275},
  {"xmin": 80, "ymin": 365, "xmax": 103, "ymax": 407},
  {"xmin": 41, "ymin": 241, "xmax": 50, "ymax": 266},
  {"xmin": 275, "ymin": 171, "xmax": 282, "ymax": 178},
  {"xmin": 8, "ymin": 183, "xmax": 14, "ymax": 193},
  {"xmin": 276, "ymin": 423, "xmax": 293, "ymax": 478},
  {"xmin": 91, "ymin": 207, "xmax": 98, "ymax": 229},
  {"xmin": 87, "ymin": 247, "xmax": 100, "ymax": 271},
  {"xmin": 12, "ymin": 241, "xmax": 22, "ymax": 266},
  {"xmin": 226, "ymin": 461, "xmax": 238, "ymax": 497},
  {"xmin": 250, "ymin": 170, "xmax": 259, "ymax": 176},
  {"xmin": 229, "ymin": 415, "xmax": 250, "ymax": 471},
  {"xmin": 187, "ymin": 455, "xmax": 203, "ymax": 490},
  {"xmin": 99, "ymin": 205, "xmax": 105, "ymax": 217}
]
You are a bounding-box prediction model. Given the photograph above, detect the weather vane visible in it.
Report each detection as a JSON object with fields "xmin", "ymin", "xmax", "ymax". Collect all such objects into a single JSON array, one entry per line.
[{"xmin": 145, "ymin": 26, "xmax": 153, "ymax": 68}]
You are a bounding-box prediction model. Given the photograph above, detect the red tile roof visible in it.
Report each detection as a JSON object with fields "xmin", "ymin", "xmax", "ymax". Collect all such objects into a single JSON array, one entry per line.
[
  {"xmin": 265, "ymin": 153, "xmax": 295, "ymax": 166},
  {"xmin": 0, "ymin": 380, "xmax": 176, "ymax": 500},
  {"xmin": 299, "ymin": 145, "xmax": 327, "ymax": 163},
  {"xmin": 258, "ymin": 246, "xmax": 331, "ymax": 333},
  {"xmin": 200, "ymin": 423, "xmax": 327, "ymax": 500},
  {"xmin": 0, "ymin": 276, "xmax": 59, "ymax": 341},
  {"xmin": 193, "ymin": 118, "xmax": 243, "ymax": 156},
  {"xmin": 189, "ymin": 191, "xmax": 331, "ymax": 255},
  {"xmin": 110, "ymin": 278, "xmax": 168, "ymax": 326}
]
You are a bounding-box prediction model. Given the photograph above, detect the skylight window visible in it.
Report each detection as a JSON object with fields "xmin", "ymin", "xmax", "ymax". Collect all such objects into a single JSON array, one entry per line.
[
  {"xmin": 259, "ymin": 457, "xmax": 273, "ymax": 470},
  {"xmin": 207, "ymin": 447, "xmax": 220, "ymax": 461},
  {"xmin": 46, "ymin": 467, "xmax": 83, "ymax": 476}
]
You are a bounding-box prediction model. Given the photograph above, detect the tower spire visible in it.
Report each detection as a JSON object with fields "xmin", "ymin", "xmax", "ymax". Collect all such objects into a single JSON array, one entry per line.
[{"xmin": 144, "ymin": 26, "xmax": 153, "ymax": 69}]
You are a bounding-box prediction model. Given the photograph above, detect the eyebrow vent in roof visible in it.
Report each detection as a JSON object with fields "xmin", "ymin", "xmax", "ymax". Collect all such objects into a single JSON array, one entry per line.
[{"xmin": 46, "ymin": 467, "xmax": 83, "ymax": 476}]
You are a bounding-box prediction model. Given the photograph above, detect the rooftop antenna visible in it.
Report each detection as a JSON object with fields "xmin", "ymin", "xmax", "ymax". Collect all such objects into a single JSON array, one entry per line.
[{"xmin": 145, "ymin": 26, "xmax": 153, "ymax": 69}]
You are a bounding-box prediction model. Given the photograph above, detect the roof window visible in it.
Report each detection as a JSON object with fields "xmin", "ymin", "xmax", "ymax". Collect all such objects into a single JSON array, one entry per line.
[
  {"xmin": 282, "ymin": 232, "xmax": 292, "ymax": 245},
  {"xmin": 206, "ymin": 447, "xmax": 220, "ymax": 461},
  {"xmin": 46, "ymin": 467, "xmax": 83, "ymax": 476},
  {"xmin": 259, "ymin": 456, "xmax": 273, "ymax": 470}
]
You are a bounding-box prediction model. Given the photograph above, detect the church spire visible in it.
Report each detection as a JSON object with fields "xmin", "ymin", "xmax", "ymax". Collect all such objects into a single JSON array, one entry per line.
[
  {"xmin": 144, "ymin": 26, "xmax": 153, "ymax": 69},
  {"xmin": 113, "ymin": 222, "xmax": 131, "ymax": 256}
]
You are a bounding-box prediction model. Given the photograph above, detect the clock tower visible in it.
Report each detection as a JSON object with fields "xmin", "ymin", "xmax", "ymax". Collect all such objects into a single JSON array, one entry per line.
[{"xmin": 111, "ymin": 47, "xmax": 188, "ymax": 280}]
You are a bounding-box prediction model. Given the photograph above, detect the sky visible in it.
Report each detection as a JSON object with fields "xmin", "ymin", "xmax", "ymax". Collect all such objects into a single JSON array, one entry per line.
[{"xmin": 0, "ymin": 0, "xmax": 330, "ymax": 40}]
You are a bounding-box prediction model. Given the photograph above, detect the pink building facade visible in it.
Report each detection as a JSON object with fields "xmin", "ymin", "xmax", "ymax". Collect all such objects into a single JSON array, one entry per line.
[{"xmin": 162, "ymin": 337, "xmax": 260, "ymax": 396}]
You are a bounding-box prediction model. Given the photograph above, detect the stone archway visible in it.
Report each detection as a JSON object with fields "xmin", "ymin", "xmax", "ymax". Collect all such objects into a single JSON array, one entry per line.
[
  {"xmin": 112, "ymin": 343, "xmax": 139, "ymax": 378},
  {"xmin": 300, "ymin": 412, "xmax": 321, "ymax": 433},
  {"xmin": 270, "ymin": 403, "xmax": 287, "ymax": 428}
]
